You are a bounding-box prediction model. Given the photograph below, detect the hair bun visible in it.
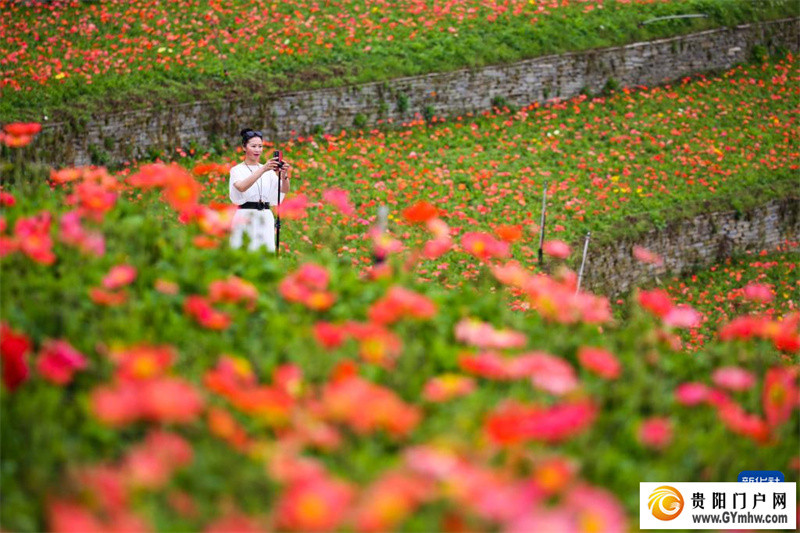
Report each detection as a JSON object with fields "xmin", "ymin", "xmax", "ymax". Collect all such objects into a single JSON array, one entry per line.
[{"xmin": 240, "ymin": 128, "xmax": 253, "ymax": 138}]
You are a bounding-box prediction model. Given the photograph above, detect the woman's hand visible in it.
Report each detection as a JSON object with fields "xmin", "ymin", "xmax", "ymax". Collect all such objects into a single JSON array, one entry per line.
[
  {"xmin": 278, "ymin": 161, "xmax": 292, "ymax": 179},
  {"xmin": 264, "ymin": 159, "xmax": 281, "ymax": 172}
]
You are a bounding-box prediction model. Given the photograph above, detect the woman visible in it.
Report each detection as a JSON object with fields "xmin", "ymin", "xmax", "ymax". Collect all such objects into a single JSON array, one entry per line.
[{"xmin": 229, "ymin": 128, "xmax": 292, "ymax": 252}]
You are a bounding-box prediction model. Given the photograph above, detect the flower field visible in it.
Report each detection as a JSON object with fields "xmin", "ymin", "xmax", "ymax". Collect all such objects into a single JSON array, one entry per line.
[
  {"xmin": 660, "ymin": 243, "xmax": 800, "ymax": 352},
  {"xmin": 175, "ymin": 54, "xmax": 796, "ymax": 283},
  {"xmin": 2, "ymin": 52, "xmax": 799, "ymax": 531},
  {"xmin": 1, "ymin": 0, "xmax": 796, "ymax": 121}
]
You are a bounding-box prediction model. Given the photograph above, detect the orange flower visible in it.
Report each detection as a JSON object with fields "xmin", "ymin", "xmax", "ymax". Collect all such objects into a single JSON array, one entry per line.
[
  {"xmin": 209, "ymin": 276, "xmax": 258, "ymax": 307},
  {"xmin": 367, "ymin": 286, "xmax": 437, "ymax": 325},
  {"xmin": 111, "ymin": 344, "xmax": 176, "ymax": 382},
  {"xmin": 495, "ymin": 224, "xmax": 523, "ymax": 243},
  {"xmin": 402, "ymin": 201, "xmax": 438, "ymax": 223},
  {"xmin": 163, "ymin": 171, "xmax": 201, "ymax": 213},
  {"xmin": 422, "ymin": 374, "xmax": 476, "ymax": 402},
  {"xmin": 89, "ymin": 287, "xmax": 128, "ymax": 306},
  {"xmin": 275, "ymin": 475, "xmax": 354, "ymax": 532},
  {"xmin": 208, "ymin": 407, "xmax": 250, "ymax": 451}
]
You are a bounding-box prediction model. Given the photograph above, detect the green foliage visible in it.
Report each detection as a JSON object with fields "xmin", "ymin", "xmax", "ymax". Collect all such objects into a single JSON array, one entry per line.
[{"xmin": 353, "ymin": 113, "xmax": 368, "ymax": 129}]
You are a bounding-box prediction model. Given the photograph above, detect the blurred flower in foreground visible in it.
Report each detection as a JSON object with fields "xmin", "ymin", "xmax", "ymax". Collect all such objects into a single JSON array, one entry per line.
[
  {"xmin": 0, "ymin": 122, "xmax": 41, "ymax": 147},
  {"xmin": 1, "ymin": 322, "xmax": 31, "ymax": 392}
]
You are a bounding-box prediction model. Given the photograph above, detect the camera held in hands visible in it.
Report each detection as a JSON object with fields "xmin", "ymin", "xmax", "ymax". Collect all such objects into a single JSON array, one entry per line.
[{"xmin": 273, "ymin": 150, "xmax": 285, "ymax": 170}]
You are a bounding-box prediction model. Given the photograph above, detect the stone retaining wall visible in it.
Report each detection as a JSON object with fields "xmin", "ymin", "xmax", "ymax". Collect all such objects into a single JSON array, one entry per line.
[
  {"xmin": 38, "ymin": 17, "xmax": 800, "ymax": 167},
  {"xmin": 582, "ymin": 197, "xmax": 800, "ymax": 295}
]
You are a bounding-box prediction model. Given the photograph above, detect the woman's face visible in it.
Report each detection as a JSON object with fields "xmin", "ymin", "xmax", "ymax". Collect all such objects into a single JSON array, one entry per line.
[{"xmin": 245, "ymin": 137, "xmax": 263, "ymax": 160}]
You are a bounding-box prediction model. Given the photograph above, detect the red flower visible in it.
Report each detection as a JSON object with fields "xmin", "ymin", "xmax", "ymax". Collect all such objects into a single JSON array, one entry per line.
[
  {"xmin": 14, "ymin": 212, "xmax": 56, "ymax": 265},
  {"xmin": 486, "ymin": 399, "xmax": 596, "ymax": 445},
  {"xmin": 577, "ymin": 346, "xmax": 621, "ymax": 379},
  {"xmin": 763, "ymin": 366, "xmax": 798, "ymax": 428},
  {"xmin": 313, "ymin": 322, "xmax": 348, "ymax": 349},
  {"xmin": 3, "ymin": 122, "xmax": 42, "ymax": 136},
  {"xmin": 0, "ymin": 192, "xmax": 16, "ymax": 206},
  {"xmin": 716, "ymin": 401, "xmax": 769, "ymax": 444},
  {"xmin": 184, "ymin": 295, "xmax": 231, "ymax": 330},
  {"xmin": 1, "ymin": 322, "xmax": 31, "ymax": 392},
  {"xmin": 637, "ymin": 417, "xmax": 673, "ymax": 449},
  {"xmin": 36, "ymin": 340, "xmax": 89, "ymax": 385},
  {"xmin": 0, "ymin": 123, "xmax": 41, "ymax": 148},
  {"xmin": 638, "ymin": 289, "xmax": 673, "ymax": 318}
]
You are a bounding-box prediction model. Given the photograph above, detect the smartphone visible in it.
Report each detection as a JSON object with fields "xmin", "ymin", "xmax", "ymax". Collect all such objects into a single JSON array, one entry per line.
[{"xmin": 273, "ymin": 150, "xmax": 284, "ymax": 169}]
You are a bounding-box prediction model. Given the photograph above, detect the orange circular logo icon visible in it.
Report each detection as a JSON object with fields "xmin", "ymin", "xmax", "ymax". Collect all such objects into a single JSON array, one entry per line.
[{"xmin": 648, "ymin": 486, "xmax": 684, "ymax": 521}]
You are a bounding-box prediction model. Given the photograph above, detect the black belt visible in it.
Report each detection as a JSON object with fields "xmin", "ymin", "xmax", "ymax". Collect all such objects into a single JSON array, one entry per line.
[{"xmin": 239, "ymin": 201, "xmax": 270, "ymax": 210}]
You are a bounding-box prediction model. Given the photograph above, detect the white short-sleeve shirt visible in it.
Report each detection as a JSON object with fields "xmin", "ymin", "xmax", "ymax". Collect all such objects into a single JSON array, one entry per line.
[{"xmin": 229, "ymin": 162, "xmax": 286, "ymax": 205}]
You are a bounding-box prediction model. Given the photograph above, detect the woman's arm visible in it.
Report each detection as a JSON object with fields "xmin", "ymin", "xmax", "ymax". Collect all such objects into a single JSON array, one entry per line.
[{"xmin": 234, "ymin": 160, "xmax": 279, "ymax": 192}]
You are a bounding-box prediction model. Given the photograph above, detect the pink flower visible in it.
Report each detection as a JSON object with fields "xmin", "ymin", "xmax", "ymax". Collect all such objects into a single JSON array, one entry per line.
[
  {"xmin": 712, "ymin": 366, "xmax": 756, "ymax": 392},
  {"xmin": 461, "ymin": 232, "xmax": 510, "ymax": 260},
  {"xmin": 542, "ymin": 240, "xmax": 571, "ymax": 259},
  {"xmin": 637, "ymin": 417, "xmax": 673, "ymax": 449},
  {"xmin": 37, "ymin": 340, "xmax": 89, "ymax": 385},
  {"xmin": 506, "ymin": 352, "xmax": 578, "ymax": 395},
  {"xmin": 102, "ymin": 264, "xmax": 137, "ymax": 289},
  {"xmin": 577, "ymin": 346, "xmax": 621, "ymax": 379},
  {"xmin": 322, "ymin": 188, "xmax": 355, "ymax": 216},
  {"xmin": 454, "ymin": 318, "xmax": 526, "ymax": 350},
  {"xmin": 674, "ymin": 382, "xmax": 710, "ymax": 406},
  {"xmin": 276, "ymin": 193, "xmax": 309, "ymax": 219},
  {"xmin": 743, "ymin": 283, "xmax": 774, "ymax": 303},
  {"xmin": 564, "ymin": 483, "xmax": 629, "ymax": 533},
  {"xmin": 663, "ymin": 305, "xmax": 702, "ymax": 328},
  {"xmin": 632, "ymin": 245, "xmax": 664, "ymax": 266}
]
